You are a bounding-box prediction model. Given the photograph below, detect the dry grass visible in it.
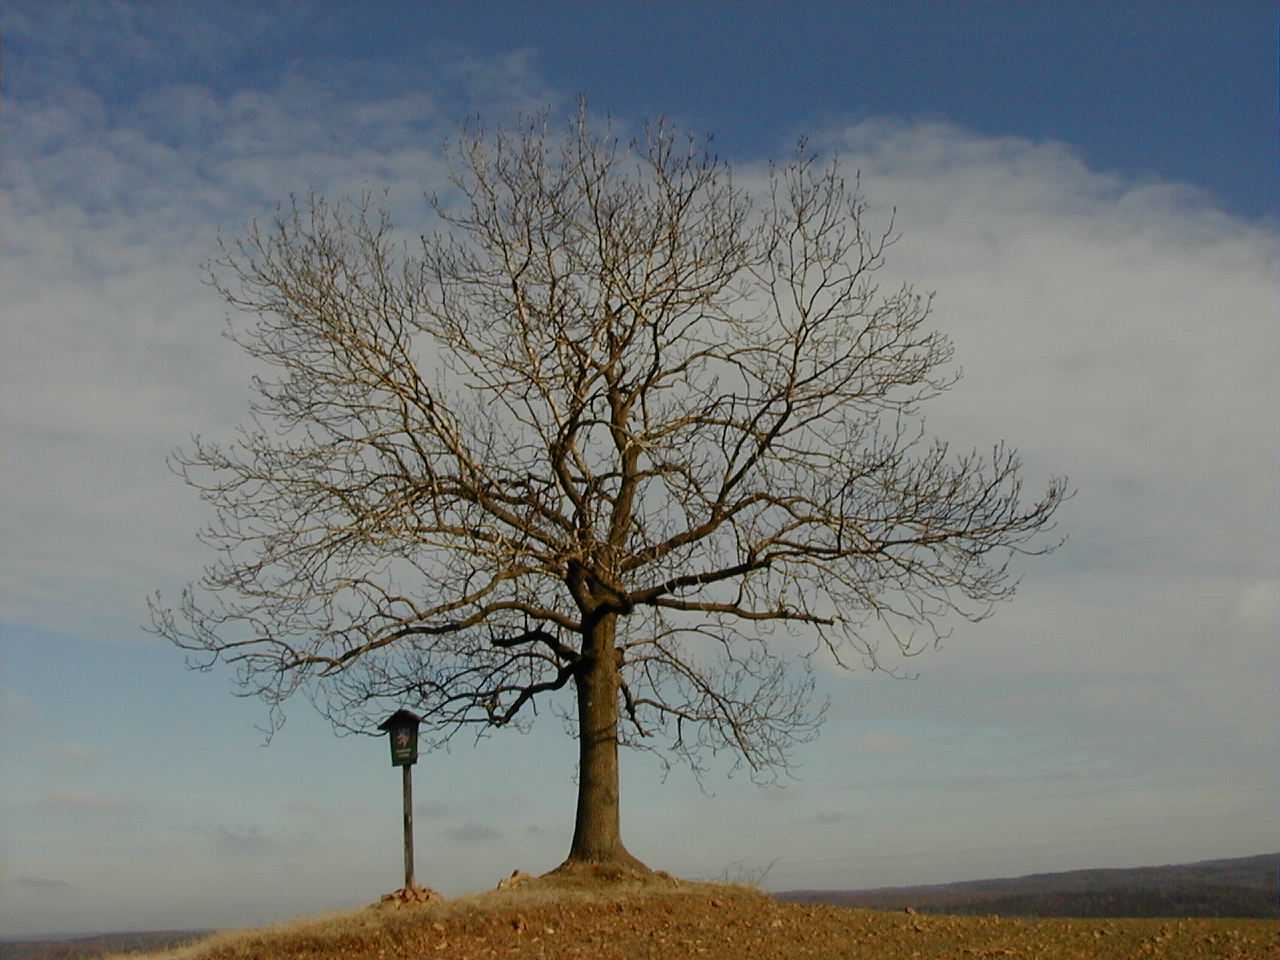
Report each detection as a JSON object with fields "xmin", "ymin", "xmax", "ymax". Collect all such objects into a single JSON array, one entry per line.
[
  {"xmin": 99, "ymin": 872, "xmax": 756, "ymax": 960},
  {"xmin": 102, "ymin": 873, "xmax": 1279, "ymax": 960}
]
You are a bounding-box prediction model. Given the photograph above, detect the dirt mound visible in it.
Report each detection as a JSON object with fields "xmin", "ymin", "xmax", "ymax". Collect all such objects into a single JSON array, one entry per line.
[
  {"xmin": 130, "ymin": 882, "xmax": 1278, "ymax": 960},
  {"xmin": 508, "ymin": 860, "xmax": 683, "ymax": 894},
  {"xmin": 375, "ymin": 884, "xmax": 442, "ymax": 908}
]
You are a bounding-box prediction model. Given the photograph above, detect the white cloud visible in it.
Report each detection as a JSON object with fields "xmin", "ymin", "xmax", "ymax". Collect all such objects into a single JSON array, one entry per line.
[
  {"xmin": 4, "ymin": 72, "xmax": 1275, "ymax": 744},
  {"xmin": 768, "ymin": 120, "xmax": 1280, "ymax": 716},
  {"xmin": 0, "ymin": 3, "xmax": 302, "ymax": 96},
  {"xmin": 0, "ymin": 49, "xmax": 562, "ymax": 636}
]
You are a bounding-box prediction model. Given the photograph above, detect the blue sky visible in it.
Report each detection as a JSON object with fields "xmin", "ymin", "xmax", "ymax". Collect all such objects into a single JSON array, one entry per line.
[{"xmin": 2, "ymin": 1, "xmax": 1277, "ymax": 938}]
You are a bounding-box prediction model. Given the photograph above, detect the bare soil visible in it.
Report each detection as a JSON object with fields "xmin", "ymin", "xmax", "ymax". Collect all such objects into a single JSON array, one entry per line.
[{"xmin": 110, "ymin": 873, "xmax": 1278, "ymax": 960}]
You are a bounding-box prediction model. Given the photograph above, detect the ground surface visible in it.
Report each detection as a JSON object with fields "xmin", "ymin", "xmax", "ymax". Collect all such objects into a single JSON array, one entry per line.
[{"xmin": 106, "ymin": 875, "xmax": 1277, "ymax": 960}]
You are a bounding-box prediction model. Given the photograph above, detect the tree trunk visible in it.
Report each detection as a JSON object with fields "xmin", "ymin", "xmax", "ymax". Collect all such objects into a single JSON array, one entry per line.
[{"xmin": 561, "ymin": 613, "xmax": 648, "ymax": 871}]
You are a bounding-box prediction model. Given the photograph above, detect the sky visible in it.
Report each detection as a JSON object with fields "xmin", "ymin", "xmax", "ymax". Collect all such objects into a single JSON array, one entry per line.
[{"xmin": 1, "ymin": 0, "xmax": 1277, "ymax": 938}]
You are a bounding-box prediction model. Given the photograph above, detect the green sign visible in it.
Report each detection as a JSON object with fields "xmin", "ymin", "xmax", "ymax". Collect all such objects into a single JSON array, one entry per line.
[
  {"xmin": 389, "ymin": 724, "xmax": 418, "ymax": 766},
  {"xmin": 378, "ymin": 709, "xmax": 422, "ymax": 767}
]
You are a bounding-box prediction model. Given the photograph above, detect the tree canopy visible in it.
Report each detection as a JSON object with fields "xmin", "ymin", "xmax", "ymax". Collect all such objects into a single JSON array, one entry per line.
[{"xmin": 152, "ymin": 111, "xmax": 1067, "ymax": 869}]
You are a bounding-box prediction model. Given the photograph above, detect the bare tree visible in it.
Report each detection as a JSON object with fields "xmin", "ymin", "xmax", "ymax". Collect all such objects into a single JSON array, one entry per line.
[{"xmin": 151, "ymin": 110, "xmax": 1067, "ymax": 873}]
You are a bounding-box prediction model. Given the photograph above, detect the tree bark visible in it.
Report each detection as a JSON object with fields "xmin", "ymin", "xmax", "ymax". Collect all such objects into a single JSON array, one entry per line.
[{"xmin": 562, "ymin": 613, "xmax": 648, "ymax": 871}]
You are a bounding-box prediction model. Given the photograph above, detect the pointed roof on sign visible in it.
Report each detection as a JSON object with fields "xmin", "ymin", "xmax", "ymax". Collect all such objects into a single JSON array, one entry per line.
[{"xmin": 378, "ymin": 708, "xmax": 423, "ymax": 731}]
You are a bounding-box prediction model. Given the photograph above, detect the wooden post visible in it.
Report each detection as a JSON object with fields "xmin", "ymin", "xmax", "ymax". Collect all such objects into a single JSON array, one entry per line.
[
  {"xmin": 379, "ymin": 709, "xmax": 422, "ymax": 893},
  {"xmin": 402, "ymin": 763, "xmax": 415, "ymax": 890}
]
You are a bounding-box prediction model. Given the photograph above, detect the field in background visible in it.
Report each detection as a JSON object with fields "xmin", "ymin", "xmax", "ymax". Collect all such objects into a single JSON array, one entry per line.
[
  {"xmin": 0, "ymin": 932, "xmax": 210, "ymax": 960},
  {"xmin": 778, "ymin": 852, "xmax": 1280, "ymax": 919}
]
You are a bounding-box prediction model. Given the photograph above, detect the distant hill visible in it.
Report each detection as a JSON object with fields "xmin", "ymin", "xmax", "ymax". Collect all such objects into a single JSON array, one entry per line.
[
  {"xmin": 777, "ymin": 852, "xmax": 1280, "ymax": 919},
  {"xmin": 0, "ymin": 930, "xmax": 211, "ymax": 960}
]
